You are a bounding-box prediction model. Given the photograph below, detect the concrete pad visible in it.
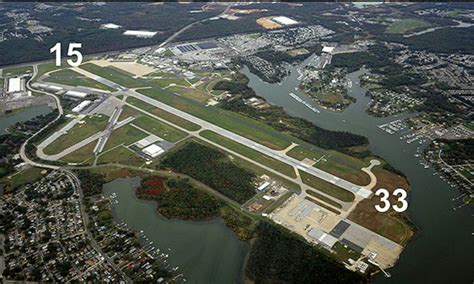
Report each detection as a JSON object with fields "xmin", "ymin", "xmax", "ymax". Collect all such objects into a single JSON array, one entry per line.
[{"xmin": 89, "ymin": 59, "xmax": 156, "ymax": 77}]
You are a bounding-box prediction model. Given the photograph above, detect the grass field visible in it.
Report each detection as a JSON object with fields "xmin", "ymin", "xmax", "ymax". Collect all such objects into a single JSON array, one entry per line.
[
  {"xmin": 132, "ymin": 115, "xmax": 187, "ymax": 142},
  {"xmin": 306, "ymin": 189, "xmax": 342, "ymax": 209},
  {"xmin": 138, "ymin": 88, "xmax": 293, "ymax": 150},
  {"xmin": 43, "ymin": 115, "xmax": 108, "ymax": 155},
  {"xmin": 61, "ymin": 141, "xmax": 96, "ymax": 165},
  {"xmin": 97, "ymin": 145, "xmax": 143, "ymax": 166},
  {"xmin": 287, "ymin": 146, "xmax": 371, "ymax": 186},
  {"xmin": 385, "ymin": 19, "xmax": 432, "ymax": 34},
  {"xmin": 332, "ymin": 242, "xmax": 361, "ymax": 263},
  {"xmin": 3, "ymin": 167, "xmax": 45, "ymax": 191},
  {"xmin": 44, "ymin": 69, "xmax": 115, "ymax": 91},
  {"xmin": 103, "ymin": 124, "xmax": 148, "ymax": 151},
  {"xmin": 152, "ymin": 77, "xmax": 190, "ymax": 89},
  {"xmin": 2, "ymin": 65, "xmax": 33, "ymax": 77},
  {"xmin": 118, "ymin": 105, "xmax": 140, "ymax": 121},
  {"xmin": 80, "ymin": 63, "xmax": 147, "ymax": 88},
  {"xmin": 200, "ymin": 130, "xmax": 296, "ymax": 178},
  {"xmin": 305, "ymin": 196, "xmax": 341, "ymax": 215},
  {"xmin": 233, "ymin": 156, "xmax": 301, "ymax": 192},
  {"xmin": 37, "ymin": 62, "xmax": 62, "ymax": 78},
  {"xmin": 300, "ymin": 171, "xmax": 355, "ymax": 202},
  {"xmin": 349, "ymin": 167, "xmax": 414, "ymax": 244},
  {"xmin": 78, "ymin": 63, "xmax": 296, "ymax": 150},
  {"xmin": 264, "ymin": 191, "xmax": 294, "ymax": 214},
  {"xmin": 126, "ymin": 97, "xmax": 200, "ymax": 131}
]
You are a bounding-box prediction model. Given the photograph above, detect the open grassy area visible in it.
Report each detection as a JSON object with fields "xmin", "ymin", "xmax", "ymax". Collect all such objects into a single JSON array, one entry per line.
[
  {"xmin": 287, "ymin": 145, "xmax": 371, "ymax": 186},
  {"xmin": 118, "ymin": 105, "xmax": 140, "ymax": 121},
  {"xmin": 264, "ymin": 192, "xmax": 294, "ymax": 214},
  {"xmin": 126, "ymin": 97, "xmax": 200, "ymax": 131},
  {"xmin": 80, "ymin": 63, "xmax": 146, "ymax": 88},
  {"xmin": 348, "ymin": 168, "xmax": 414, "ymax": 244},
  {"xmin": 97, "ymin": 145, "xmax": 143, "ymax": 166},
  {"xmin": 132, "ymin": 115, "xmax": 187, "ymax": 142},
  {"xmin": 300, "ymin": 171, "xmax": 355, "ymax": 202},
  {"xmin": 44, "ymin": 69, "xmax": 115, "ymax": 91},
  {"xmin": 332, "ymin": 242, "xmax": 361, "ymax": 263},
  {"xmin": 305, "ymin": 196, "xmax": 341, "ymax": 215},
  {"xmin": 2, "ymin": 65, "xmax": 33, "ymax": 77},
  {"xmin": 138, "ymin": 88, "xmax": 293, "ymax": 150},
  {"xmin": 43, "ymin": 115, "xmax": 108, "ymax": 155},
  {"xmin": 2, "ymin": 167, "xmax": 46, "ymax": 191},
  {"xmin": 232, "ymin": 156, "xmax": 301, "ymax": 192},
  {"xmin": 37, "ymin": 61, "xmax": 62, "ymax": 78},
  {"xmin": 78, "ymin": 62, "xmax": 301, "ymax": 151},
  {"xmin": 103, "ymin": 124, "xmax": 148, "ymax": 151},
  {"xmin": 306, "ymin": 189, "xmax": 342, "ymax": 209},
  {"xmin": 152, "ymin": 77, "xmax": 190, "ymax": 89},
  {"xmin": 385, "ymin": 19, "xmax": 432, "ymax": 34},
  {"xmin": 61, "ymin": 141, "xmax": 96, "ymax": 165},
  {"xmin": 200, "ymin": 130, "xmax": 296, "ymax": 178}
]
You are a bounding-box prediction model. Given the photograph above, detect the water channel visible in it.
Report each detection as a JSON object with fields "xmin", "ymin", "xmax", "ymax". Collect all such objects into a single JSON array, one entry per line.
[
  {"xmin": 2, "ymin": 62, "xmax": 470, "ymax": 283},
  {"xmin": 103, "ymin": 178, "xmax": 248, "ymax": 284},
  {"xmin": 0, "ymin": 105, "xmax": 51, "ymax": 134},
  {"xmin": 242, "ymin": 58, "xmax": 473, "ymax": 283}
]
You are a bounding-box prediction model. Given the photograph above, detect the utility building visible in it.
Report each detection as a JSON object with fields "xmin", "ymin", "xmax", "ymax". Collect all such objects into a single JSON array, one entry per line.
[{"xmin": 142, "ymin": 144, "xmax": 165, "ymax": 158}]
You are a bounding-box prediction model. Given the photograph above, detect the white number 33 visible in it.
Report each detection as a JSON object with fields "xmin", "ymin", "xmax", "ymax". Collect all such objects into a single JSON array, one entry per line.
[{"xmin": 374, "ymin": 188, "xmax": 408, "ymax": 213}]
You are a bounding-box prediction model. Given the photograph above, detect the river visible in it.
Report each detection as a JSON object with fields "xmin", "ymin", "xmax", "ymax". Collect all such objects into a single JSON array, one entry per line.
[
  {"xmin": 102, "ymin": 178, "xmax": 248, "ymax": 284},
  {"xmin": 0, "ymin": 105, "xmax": 51, "ymax": 134},
  {"xmin": 242, "ymin": 58, "xmax": 473, "ymax": 283}
]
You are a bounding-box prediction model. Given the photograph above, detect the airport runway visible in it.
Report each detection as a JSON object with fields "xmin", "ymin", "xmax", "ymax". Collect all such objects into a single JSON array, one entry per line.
[{"xmin": 69, "ymin": 67, "xmax": 373, "ymax": 198}]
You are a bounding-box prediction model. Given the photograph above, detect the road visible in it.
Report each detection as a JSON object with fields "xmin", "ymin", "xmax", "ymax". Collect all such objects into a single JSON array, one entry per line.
[
  {"xmin": 18, "ymin": 66, "xmax": 132, "ymax": 280},
  {"xmin": 158, "ymin": 3, "xmax": 233, "ymax": 48},
  {"xmin": 70, "ymin": 66, "xmax": 372, "ymax": 199},
  {"xmin": 19, "ymin": 64, "xmax": 63, "ymax": 170},
  {"xmin": 64, "ymin": 169, "xmax": 132, "ymax": 283}
]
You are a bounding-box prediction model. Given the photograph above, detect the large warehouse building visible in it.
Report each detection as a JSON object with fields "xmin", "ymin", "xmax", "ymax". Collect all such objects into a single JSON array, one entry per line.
[
  {"xmin": 142, "ymin": 144, "xmax": 165, "ymax": 158},
  {"xmin": 7, "ymin": 77, "xmax": 25, "ymax": 94}
]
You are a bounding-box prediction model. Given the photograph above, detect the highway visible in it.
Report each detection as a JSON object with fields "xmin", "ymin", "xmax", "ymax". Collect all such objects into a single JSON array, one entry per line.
[{"xmin": 71, "ymin": 66, "xmax": 372, "ymax": 199}]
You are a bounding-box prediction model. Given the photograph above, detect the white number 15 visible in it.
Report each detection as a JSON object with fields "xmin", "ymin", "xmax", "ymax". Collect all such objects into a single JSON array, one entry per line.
[{"xmin": 50, "ymin": 43, "xmax": 83, "ymax": 67}]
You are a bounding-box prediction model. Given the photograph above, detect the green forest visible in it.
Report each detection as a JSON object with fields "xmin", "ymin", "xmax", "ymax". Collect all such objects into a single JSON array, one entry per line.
[
  {"xmin": 137, "ymin": 176, "xmax": 255, "ymax": 240},
  {"xmin": 137, "ymin": 177, "xmax": 223, "ymax": 220},
  {"xmin": 76, "ymin": 170, "xmax": 106, "ymax": 196},
  {"xmin": 161, "ymin": 142, "xmax": 256, "ymax": 203},
  {"xmin": 439, "ymin": 139, "xmax": 473, "ymax": 165},
  {"xmin": 246, "ymin": 222, "xmax": 367, "ymax": 283}
]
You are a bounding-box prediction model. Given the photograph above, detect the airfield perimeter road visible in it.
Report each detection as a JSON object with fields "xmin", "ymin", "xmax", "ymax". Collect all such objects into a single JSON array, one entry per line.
[{"xmin": 72, "ymin": 66, "xmax": 372, "ymax": 199}]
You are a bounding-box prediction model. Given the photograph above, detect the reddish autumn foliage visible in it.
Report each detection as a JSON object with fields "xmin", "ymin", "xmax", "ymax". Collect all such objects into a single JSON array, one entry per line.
[
  {"xmin": 140, "ymin": 176, "xmax": 167, "ymax": 197},
  {"xmin": 142, "ymin": 188, "xmax": 165, "ymax": 196},
  {"xmin": 144, "ymin": 177, "xmax": 165, "ymax": 187}
]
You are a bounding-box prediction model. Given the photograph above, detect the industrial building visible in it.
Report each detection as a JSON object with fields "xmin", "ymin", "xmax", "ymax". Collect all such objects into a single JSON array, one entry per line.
[
  {"xmin": 6, "ymin": 77, "xmax": 25, "ymax": 94},
  {"xmin": 171, "ymin": 41, "xmax": 220, "ymax": 55},
  {"xmin": 31, "ymin": 83, "xmax": 63, "ymax": 93},
  {"xmin": 307, "ymin": 228, "xmax": 338, "ymax": 249},
  {"xmin": 123, "ymin": 30, "xmax": 157, "ymax": 38},
  {"xmin": 257, "ymin": 181, "xmax": 271, "ymax": 191},
  {"xmin": 135, "ymin": 135, "xmax": 162, "ymax": 149},
  {"xmin": 322, "ymin": 46, "xmax": 335, "ymax": 53},
  {"xmin": 65, "ymin": 90, "xmax": 88, "ymax": 99},
  {"xmin": 142, "ymin": 144, "xmax": 165, "ymax": 158},
  {"xmin": 72, "ymin": 100, "xmax": 92, "ymax": 113},
  {"xmin": 272, "ymin": 16, "xmax": 299, "ymax": 26}
]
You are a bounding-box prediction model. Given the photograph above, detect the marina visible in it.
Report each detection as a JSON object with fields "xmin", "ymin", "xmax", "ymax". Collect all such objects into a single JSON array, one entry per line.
[{"xmin": 289, "ymin": 92, "xmax": 320, "ymax": 113}]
